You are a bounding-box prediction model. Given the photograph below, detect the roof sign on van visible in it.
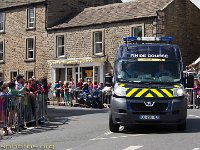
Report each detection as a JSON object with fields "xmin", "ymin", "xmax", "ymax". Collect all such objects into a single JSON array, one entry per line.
[
  {"xmin": 123, "ymin": 36, "xmax": 174, "ymax": 43},
  {"xmin": 130, "ymin": 54, "xmax": 168, "ymax": 58}
]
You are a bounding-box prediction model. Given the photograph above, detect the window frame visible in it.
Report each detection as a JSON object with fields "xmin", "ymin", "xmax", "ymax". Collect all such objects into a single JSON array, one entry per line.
[
  {"xmin": 10, "ymin": 71, "xmax": 18, "ymax": 81},
  {"xmin": 130, "ymin": 24, "xmax": 145, "ymax": 37},
  {"xmin": 26, "ymin": 70, "xmax": 34, "ymax": 81},
  {"xmin": 0, "ymin": 71, "xmax": 3, "ymax": 81},
  {"xmin": 56, "ymin": 35, "xmax": 65, "ymax": 58},
  {"xmin": 93, "ymin": 31, "xmax": 104, "ymax": 55},
  {"xmin": 26, "ymin": 37, "xmax": 35, "ymax": 60},
  {"xmin": 0, "ymin": 12, "xmax": 5, "ymax": 33},
  {"xmin": 27, "ymin": 7, "xmax": 36, "ymax": 29},
  {"xmin": 0, "ymin": 40, "xmax": 4, "ymax": 62}
]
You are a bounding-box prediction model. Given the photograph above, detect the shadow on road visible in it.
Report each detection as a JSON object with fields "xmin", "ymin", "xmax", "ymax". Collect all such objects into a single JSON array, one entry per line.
[
  {"xmin": 120, "ymin": 118, "xmax": 200, "ymax": 134},
  {"xmin": 17, "ymin": 106, "xmax": 109, "ymax": 136}
]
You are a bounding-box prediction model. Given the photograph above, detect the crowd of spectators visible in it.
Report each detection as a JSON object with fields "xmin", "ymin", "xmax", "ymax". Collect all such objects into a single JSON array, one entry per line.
[
  {"xmin": 0, "ymin": 74, "xmax": 48, "ymax": 135},
  {"xmin": 50, "ymin": 78, "xmax": 108, "ymax": 106}
]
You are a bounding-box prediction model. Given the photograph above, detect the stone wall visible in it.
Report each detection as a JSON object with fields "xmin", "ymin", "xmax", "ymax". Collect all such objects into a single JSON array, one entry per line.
[
  {"xmin": 186, "ymin": 0, "xmax": 200, "ymax": 65},
  {"xmin": 0, "ymin": 5, "xmax": 47, "ymax": 81},
  {"xmin": 47, "ymin": 18, "xmax": 155, "ymax": 79},
  {"xmin": 158, "ymin": 0, "xmax": 200, "ymax": 66}
]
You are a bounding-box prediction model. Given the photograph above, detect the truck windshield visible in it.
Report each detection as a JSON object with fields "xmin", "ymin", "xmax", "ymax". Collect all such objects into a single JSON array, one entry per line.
[{"xmin": 116, "ymin": 59, "xmax": 181, "ymax": 83}]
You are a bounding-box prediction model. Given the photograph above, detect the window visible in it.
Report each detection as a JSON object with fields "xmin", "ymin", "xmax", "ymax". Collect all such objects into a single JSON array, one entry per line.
[
  {"xmin": 10, "ymin": 71, "xmax": 17, "ymax": 81},
  {"xmin": 27, "ymin": 8, "xmax": 35, "ymax": 29},
  {"xmin": 26, "ymin": 71, "xmax": 34, "ymax": 80},
  {"xmin": 131, "ymin": 25, "xmax": 143, "ymax": 37},
  {"xmin": 0, "ymin": 72, "xmax": 3, "ymax": 81},
  {"xmin": 93, "ymin": 31, "xmax": 103, "ymax": 55},
  {"xmin": 0, "ymin": 41, "xmax": 4, "ymax": 61},
  {"xmin": 56, "ymin": 35, "xmax": 64, "ymax": 57},
  {"xmin": 0, "ymin": 12, "xmax": 5, "ymax": 32},
  {"xmin": 67, "ymin": 68, "xmax": 72, "ymax": 81},
  {"xmin": 26, "ymin": 38, "xmax": 35, "ymax": 59}
]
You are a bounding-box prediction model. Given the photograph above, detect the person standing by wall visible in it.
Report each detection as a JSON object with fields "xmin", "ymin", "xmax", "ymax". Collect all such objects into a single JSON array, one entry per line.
[
  {"xmin": 8, "ymin": 81, "xmax": 25, "ymax": 134},
  {"xmin": 54, "ymin": 81, "xmax": 61, "ymax": 105},
  {"xmin": 63, "ymin": 81, "xmax": 69, "ymax": 105},
  {"xmin": 77, "ymin": 78, "xmax": 83, "ymax": 89},
  {"xmin": 68, "ymin": 78, "xmax": 76, "ymax": 106},
  {"xmin": 15, "ymin": 74, "xmax": 26, "ymax": 130}
]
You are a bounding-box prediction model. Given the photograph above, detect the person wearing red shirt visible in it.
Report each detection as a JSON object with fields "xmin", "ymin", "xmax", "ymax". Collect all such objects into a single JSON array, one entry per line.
[{"xmin": 77, "ymin": 78, "xmax": 83, "ymax": 89}]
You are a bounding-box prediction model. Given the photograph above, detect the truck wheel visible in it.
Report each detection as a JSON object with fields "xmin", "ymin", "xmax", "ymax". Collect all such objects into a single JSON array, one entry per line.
[
  {"xmin": 109, "ymin": 113, "xmax": 119, "ymax": 132},
  {"xmin": 177, "ymin": 121, "xmax": 186, "ymax": 131}
]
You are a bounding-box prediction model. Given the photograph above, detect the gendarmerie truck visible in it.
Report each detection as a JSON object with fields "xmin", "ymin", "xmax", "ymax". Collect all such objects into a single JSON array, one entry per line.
[{"xmin": 108, "ymin": 37, "xmax": 193, "ymax": 132}]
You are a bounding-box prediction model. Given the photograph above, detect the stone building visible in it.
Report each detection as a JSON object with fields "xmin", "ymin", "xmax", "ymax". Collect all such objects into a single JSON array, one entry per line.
[
  {"xmin": 0, "ymin": 0, "xmax": 47, "ymax": 81},
  {"xmin": 47, "ymin": 0, "xmax": 200, "ymax": 84},
  {"xmin": 1, "ymin": 0, "xmax": 200, "ymax": 84},
  {"xmin": 0, "ymin": 0, "xmax": 121, "ymax": 81}
]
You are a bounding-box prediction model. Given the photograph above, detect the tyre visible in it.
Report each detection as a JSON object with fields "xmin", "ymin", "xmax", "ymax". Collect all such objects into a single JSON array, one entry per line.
[
  {"xmin": 177, "ymin": 120, "xmax": 186, "ymax": 131},
  {"xmin": 109, "ymin": 113, "xmax": 119, "ymax": 132}
]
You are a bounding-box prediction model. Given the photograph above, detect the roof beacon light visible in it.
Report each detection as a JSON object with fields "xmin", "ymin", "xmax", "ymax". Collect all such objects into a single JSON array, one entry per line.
[
  {"xmin": 123, "ymin": 36, "xmax": 137, "ymax": 41},
  {"xmin": 123, "ymin": 36, "xmax": 174, "ymax": 43}
]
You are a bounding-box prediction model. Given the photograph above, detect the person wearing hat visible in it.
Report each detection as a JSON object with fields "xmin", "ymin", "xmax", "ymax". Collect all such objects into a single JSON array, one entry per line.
[
  {"xmin": 14, "ymin": 74, "xmax": 26, "ymax": 130},
  {"xmin": 7, "ymin": 81, "xmax": 25, "ymax": 134}
]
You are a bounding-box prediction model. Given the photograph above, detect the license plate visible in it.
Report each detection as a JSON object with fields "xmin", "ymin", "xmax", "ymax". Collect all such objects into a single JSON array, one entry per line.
[{"xmin": 139, "ymin": 115, "xmax": 160, "ymax": 120}]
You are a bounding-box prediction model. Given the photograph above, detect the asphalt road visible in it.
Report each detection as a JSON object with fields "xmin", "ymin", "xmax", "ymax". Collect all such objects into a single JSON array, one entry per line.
[{"xmin": 1, "ymin": 106, "xmax": 200, "ymax": 150}]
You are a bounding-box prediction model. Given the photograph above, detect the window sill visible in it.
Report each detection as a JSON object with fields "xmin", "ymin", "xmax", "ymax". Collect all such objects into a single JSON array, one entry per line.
[
  {"xmin": 0, "ymin": 31, "xmax": 5, "ymax": 34},
  {"xmin": 56, "ymin": 56, "xmax": 67, "ymax": 59},
  {"xmin": 24, "ymin": 59, "xmax": 35, "ymax": 62},
  {"xmin": 93, "ymin": 53, "xmax": 105, "ymax": 57},
  {"xmin": 26, "ymin": 27, "xmax": 36, "ymax": 31},
  {"xmin": 0, "ymin": 61, "xmax": 5, "ymax": 64}
]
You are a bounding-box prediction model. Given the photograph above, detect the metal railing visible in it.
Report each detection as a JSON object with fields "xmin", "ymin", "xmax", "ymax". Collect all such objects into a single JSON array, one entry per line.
[
  {"xmin": 186, "ymin": 88, "xmax": 200, "ymax": 109},
  {"xmin": 0, "ymin": 93, "xmax": 47, "ymax": 135}
]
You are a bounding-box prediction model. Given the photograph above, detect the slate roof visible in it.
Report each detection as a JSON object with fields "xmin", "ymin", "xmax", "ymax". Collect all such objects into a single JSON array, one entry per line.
[
  {"xmin": 0, "ymin": 0, "xmax": 45, "ymax": 9},
  {"xmin": 50, "ymin": 0, "xmax": 172, "ymax": 30}
]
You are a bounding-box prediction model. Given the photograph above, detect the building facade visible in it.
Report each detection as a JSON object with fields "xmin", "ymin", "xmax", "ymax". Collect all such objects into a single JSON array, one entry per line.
[
  {"xmin": 0, "ymin": 0, "xmax": 47, "ymax": 81},
  {"xmin": 1, "ymin": 0, "xmax": 200, "ymax": 84},
  {"xmin": 47, "ymin": 0, "xmax": 200, "ymax": 84},
  {"xmin": 0, "ymin": 0, "xmax": 121, "ymax": 81},
  {"xmin": 47, "ymin": 19, "xmax": 157, "ymax": 84}
]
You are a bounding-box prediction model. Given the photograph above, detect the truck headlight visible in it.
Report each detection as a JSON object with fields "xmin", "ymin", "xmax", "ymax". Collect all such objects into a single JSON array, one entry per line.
[
  {"xmin": 173, "ymin": 87, "xmax": 185, "ymax": 97},
  {"xmin": 114, "ymin": 83, "xmax": 126, "ymax": 97}
]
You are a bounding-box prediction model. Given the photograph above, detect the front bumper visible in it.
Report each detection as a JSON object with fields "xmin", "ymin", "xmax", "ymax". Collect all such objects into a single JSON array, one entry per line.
[{"xmin": 111, "ymin": 97, "xmax": 187, "ymax": 125}]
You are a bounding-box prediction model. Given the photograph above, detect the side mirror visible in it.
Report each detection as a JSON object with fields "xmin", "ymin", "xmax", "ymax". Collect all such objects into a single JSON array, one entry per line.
[
  {"xmin": 105, "ymin": 73, "xmax": 113, "ymax": 87},
  {"xmin": 186, "ymin": 75, "xmax": 194, "ymax": 88}
]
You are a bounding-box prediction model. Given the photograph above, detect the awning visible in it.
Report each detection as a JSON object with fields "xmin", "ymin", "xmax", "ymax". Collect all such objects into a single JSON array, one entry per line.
[{"xmin": 47, "ymin": 57, "xmax": 107, "ymax": 66}]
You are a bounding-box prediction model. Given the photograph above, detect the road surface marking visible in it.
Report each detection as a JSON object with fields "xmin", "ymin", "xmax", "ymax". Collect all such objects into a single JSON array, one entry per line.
[
  {"xmin": 90, "ymin": 134, "xmax": 144, "ymax": 141},
  {"xmin": 111, "ymin": 137, "xmax": 118, "ymax": 139},
  {"xmin": 104, "ymin": 131, "xmax": 112, "ymax": 135},
  {"xmin": 188, "ymin": 115, "xmax": 200, "ymax": 118},
  {"xmin": 66, "ymin": 149, "xmax": 72, "ymax": 150},
  {"xmin": 122, "ymin": 146, "xmax": 143, "ymax": 150},
  {"xmin": 104, "ymin": 126, "xmax": 124, "ymax": 135},
  {"xmin": 193, "ymin": 148, "xmax": 200, "ymax": 150}
]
